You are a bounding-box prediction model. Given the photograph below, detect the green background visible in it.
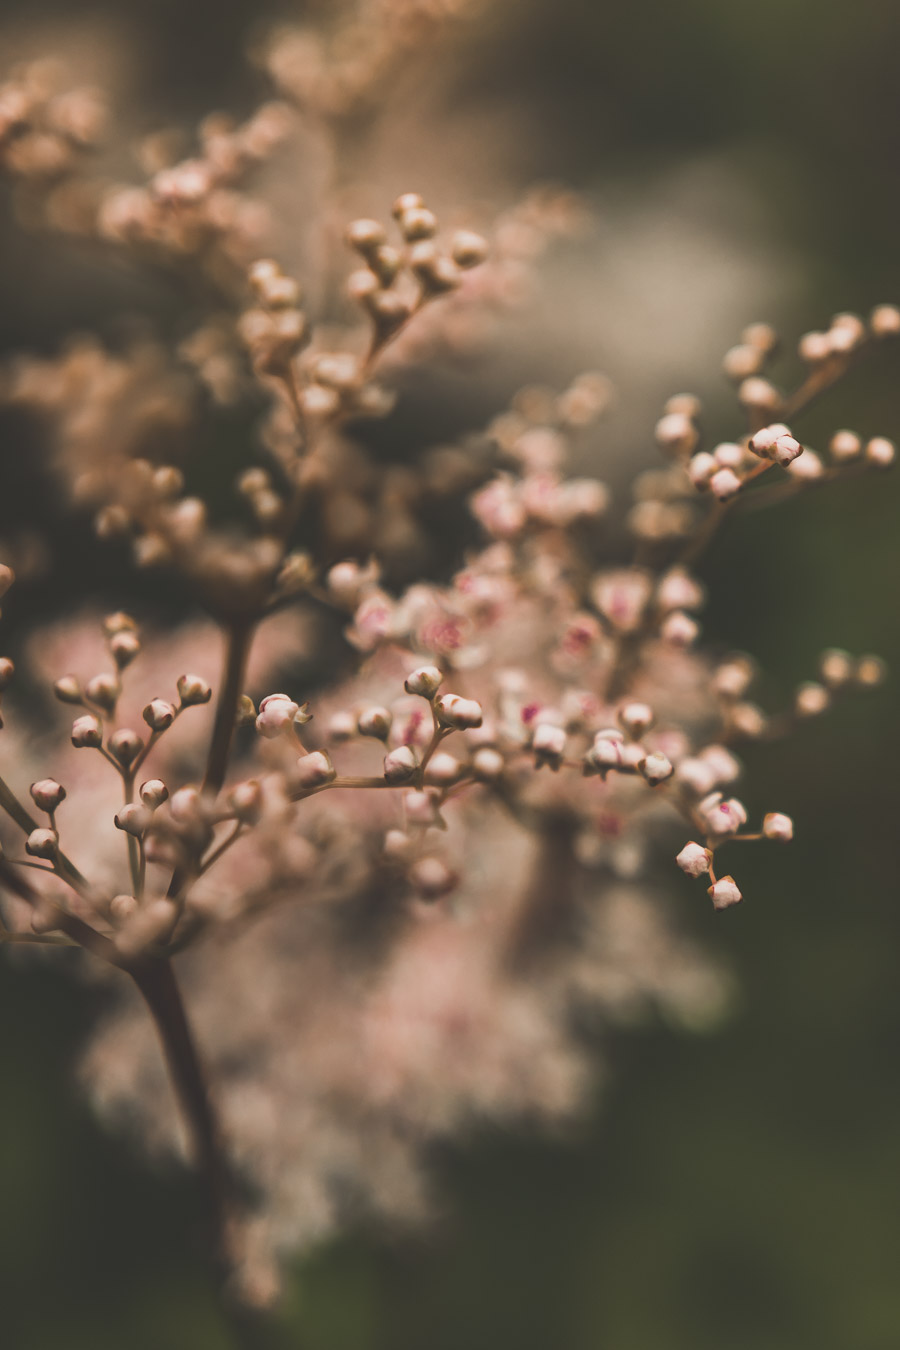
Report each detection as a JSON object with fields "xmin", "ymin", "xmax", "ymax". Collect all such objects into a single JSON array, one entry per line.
[{"xmin": 1, "ymin": 1, "xmax": 899, "ymax": 1346}]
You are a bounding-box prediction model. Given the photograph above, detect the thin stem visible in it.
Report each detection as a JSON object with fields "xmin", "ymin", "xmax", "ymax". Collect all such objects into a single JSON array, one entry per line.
[{"xmin": 204, "ymin": 620, "xmax": 255, "ymax": 798}]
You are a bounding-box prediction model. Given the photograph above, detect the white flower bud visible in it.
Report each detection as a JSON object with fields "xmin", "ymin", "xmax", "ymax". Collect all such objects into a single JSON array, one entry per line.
[
  {"xmin": 383, "ymin": 828, "xmax": 412, "ymax": 859},
  {"xmin": 676, "ymin": 841, "xmax": 711, "ymax": 877},
  {"xmin": 618, "ymin": 702, "xmax": 654, "ymax": 737},
  {"xmin": 170, "ymin": 786, "xmax": 202, "ymax": 822},
  {"xmin": 829, "ymin": 429, "xmax": 861, "ymax": 462},
  {"xmin": 109, "ymin": 894, "xmax": 138, "ymax": 926},
  {"xmin": 729, "ymin": 702, "xmax": 767, "ymax": 738},
  {"xmin": 435, "ymin": 694, "xmax": 483, "ymax": 730},
  {"xmin": 177, "ymin": 674, "xmax": 212, "ymax": 706},
  {"xmin": 656, "ymin": 568, "xmax": 705, "ymax": 612},
  {"xmin": 472, "ymin": 747, "xmax": 505, "ymax": 780},
  {"xmin": 870, "ymin": 304, "xmax": 900, "ymax": 337},
  {"xmin": 25, "ymin": 828, "xmax": 58, "ymax": 859},
  {"xmin": 773, "ymin": 435, "xmax": 803, "ymax": 467},
  {"xmin": 709, "ymin": 875, "xmax": 743, "ymax": 910},
  {"xmin": 738, "ymin": 377, "xmax": 780, "ymax": 411},
  {"xmin": 763, "ymin": 812, "xmax": 794, "ymax": 841},
  {"xmin": 54, "ymin": 675, "xmax": 82, "ymax": 704},
  {"xmin": 795, "ymin": 681, "xmax": 830, "ymax": 717},
  {"xmin": 358, "ymin": 706, "xmax": 393, "ymax": 740},
  {"xmin": 660, "ymin": 610, "xmax": 699, "ymax": 646},
  {"xmin": 0, "ymin": 657, "xmax": 14, "ymax": 690},
  {"xmin": 798, "ymin": 330, "xmax": 831, "ymax": 363},
  {"xmin": 140, "ymin": 779, "xmax": 169, "ymax": 809},
  {"xmin": 71, "ymin": 714, "xmax": 103, "ymax": 748},
  {"xmin": 709, "ymin": 467, "xmax": 742, "ymax": 501},
  {"xmin": 255, "ymin": 693, "xmax": 299, "ymax": 738},
  {"xmin": 295, "ymin": 750, "xmax": 336, "ymax": 789},
  {"xmin": 712, "ymin": 657, "xmax": 755, "ymax": 699},
  {"xmin": 30, "ymin": 779, "xmax": 66, "ymax": 813},
  {"xmin": 654, "ymin": 412, "xmax": 697, "ymax": 456},
  {"xmin": 404, "ymin": 665, "xmax": 444, "ymax": 698},
  {"xmin": 108, "ymin": 728, "xmax": 143, "ymax": 767},
  {"xmin": 229, "ymin": 779, "xmax": 263, "ymax": 822},
  {"xmin": 687, "ymin": 452, "xmax": 716, "ymax": 488},
  {"xmin": 641, "ymin": 751, "xmax": 674, "ymax": 785},
  {"xmin": 819, "ymin": 648, "xmax": 854, "ymax": 688},
  {"xmin": 383, "ymin": 745, "xmax": 419, "ymax": 784},
  {"xmin": 532, "ymin": 722, "xmax": 566, "ymax": 771},
  {"xmin": 110, "ymin": 630, "xmax": 141, "ymax": 669},
  {"xmin": 787, "ymin": 448, "xmax": 824, "ymax": 481},
  {"xmin": 583, "ymin": 731, "xmax": 624, "ymax": 776},
  {"xmin": 404, "ymin": 790, "xmax": 440, "ymax": 826},
  {"xmin": 450, "ymin": 229, "xmax": 489, "ymax": 269},
  {"xmin": 143, "ymin": 699, "xmax": 177, "ymax": 732},
  {"xmin": 713, "ymin": 441, "xmax": 744, "ymax": 470},
  {"xmin": 85, "ymin": 673, "xmax": 119, "ymax": 713},
  {"xmin": 865, "ymin": 436, "xmax": 895, "ymax": 468},
  {"xmin": 115, "ymin": 803, "xmax": 152, "ymax": 836},
  {"xmin": 855, "ymin": 655, "xmax": 887, "ymax": 687},
  {"xmin": 700, "ymin": 793, "xmax": 748, "ymax": 836},
  {"xmin": 424, "ymin": 752, "xmax": 461, "ymax": 786},
  {"xmin": 674, "ymin": 756, "xmax": 718, "ymax": 796},
  {"xmin": 409, "ymin": 856, "xmax": 458, "ymax": 900},
  {"xmin": 328, "ymin": 710, "xmax": 357, "ymax": 741}
]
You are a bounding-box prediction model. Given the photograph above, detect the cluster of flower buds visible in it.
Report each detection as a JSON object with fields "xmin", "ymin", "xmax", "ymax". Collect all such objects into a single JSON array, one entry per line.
[
  {"xmin": 0, "ymin": 60, "xmax": 106, "ymax": 185},
  {"xmin": 675, "ymin": 801, "xmax": 794, "ymax": 911}
]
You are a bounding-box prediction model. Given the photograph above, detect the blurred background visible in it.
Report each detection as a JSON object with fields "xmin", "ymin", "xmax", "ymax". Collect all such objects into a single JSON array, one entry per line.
[{"xmin": 1, "ymin": 0, "xmax": 899, "ymax": 1347}]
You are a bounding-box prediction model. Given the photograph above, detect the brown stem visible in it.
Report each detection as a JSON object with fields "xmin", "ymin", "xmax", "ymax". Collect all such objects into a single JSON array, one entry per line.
[{"xmin": 204, "ymin": 620, "xmax": 255, "ymax": 798}]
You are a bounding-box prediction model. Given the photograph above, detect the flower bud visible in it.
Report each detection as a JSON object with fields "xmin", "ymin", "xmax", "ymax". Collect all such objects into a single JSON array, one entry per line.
[
  {"xmin": 472, "ymin": 747, "xmax": 505, "ymax": 780},
  {"xmin": 870, "ymin": 304, "xmax": 900, "ymax": 338},
  {"xmin": 71, "ymin": 714, "xmax": 103, "ymax": 748},
  {"xmin": 712, "ymin": 657, "xmax": 755, "ymax": 699},
  {"xmin": 532, "ymin": 722, "xmax": 566, "ymax": 771},
  {"xmin": 829, "ymin": 429, "xmax": 861, "ymax": 463},
  {"xmin": 256, "ymin": 693, "xmax": 299, "ymax": 738},
  {"xmin": 115, "ymin": 803, "xmax": 152, "ymax": 836},
  {"xmin": 140, "ymin": 779, "xmax": 169, "ymax": 809},
  {"xmin": 404, "ymin": 665, "xmax": 444, "ymax": 699},
  {"xmin": 855, "ymin": 655, "xmax": 887, "ymax": 687},
  {"xmin": 676, "ymin": 841, "xmax": 711, "ymax": 877},
  {"xmin": 383, "ymin": 745, "xmax": 418, "ymax": 784},
  {"xmin": 109, "ymin": 728, "xmax": 143, "ymax": 767},
  {"xmin": 729, "ymin": 702, "xmax": 767, "ymax": 738},
  {"xmin": 709, "ymin": 467, "xmax": 742, "ymax": 501},
  {"xmin": 700, "ymin": 793, "xmax": 748, "ymax": 836},
  {"xmin": 687, "ymin": 452, "xmax": 716, "ymax": 488},
  {"xmin": 699, "ymin": 744, "xmax": 742, "ymax": 785},
  {"xmin": 865, "ymin": 436, "xmax": 895, "ymax": 468},
  {"xmin": 656, "ymin": 568, "xmax": 705, "ymax": 612},
  {"xmin": 229, "ymin": 778, "xmax": 263, "ymax": 823},
  {"xmin": 763, "ymin": 812, "xmax": 794, "ymax": 841},
  {"xmin": 409, "ymin": 856, "xmax": 458, "ymax": 900},
  {"xmin": 25, "ymin": 828, "xmax": 58, "ymax": 859},
  {"xmin": 399, "ymin": 206, "xmax": 438, "ymax": 241},
  {"xmin": 660, "ymin": 610, "xmax": 699, "ymax": 646},
  {"xmin": 392, "ymin": 192, "xmax": 425, "ymax": 218},
  {"xmin": 0, "ymin": 657, "xmax": 14, "ymax": 690},
  {"xmin": 328, "ymin": 710, "xmax": 357, "ymax": 741},
  {"xmin": 169, "ymin": 786, "xmax": 202, "ymax": 822},
  {"xmin": 424, "ymin": 752, "xmax": 461, "ymax": 786},
  {"xmin": 787, "ymin": 448, "xmax": 824, "ymax": 481},
  {"xmin": 358, "ymin": 706, "xmax": 393, "ymax": 740},
  {"xmin": 618, "ymin": 702, "xmax": 654, "ymax": 737},
  {"xmin": 435, "ymin": 694, "xmax": 483, "ymax": 730},
  {"xmin": 383, "ymin": 829, "xmax": 412, "ymax": 859},
  {"xmin": 674, "ymin": 756, "xmax": 718, "ymax": 796},
  {"xmin": 109, "ymin": 894, "xmax": 138, "ymax": 926},
  {"xmin": 143, "ymin": 699, "xmax": 177, "ymax": 732},
  {"xmin": 177, "ymin": 674, "xmax": 212, "ymax": 706},
  {"xmin": 295, "ymin": 750, "xmax": 336, "ymax": 789},
  {"xmin": 54, "ymin": 675, "xmax": 82, "ymax": 704},
  {"xmin": 30, "ymin": 779, "xmax": 66, "ymax": 813},
  {"xmin": 346, "ymin": 218, "xmax": 387, "ymax": 255},
  {"xmin": 772, "ymin": 434, "xmax": 803, "ymax": 467},
  {"xmin": 714, "ymin": 441, "xmax": 744, "ymax": 470},
  {"xmin": 85, "ymin": 673, "xmax": 119, "ymax": 713},
  {"xmin": 0, "ymin": 563, "xmax": 14, "ymax": 598},
  {"xmin": 110, "ymin": 630, "xmax": 141, "ymax": 669},
  {"xmin": 819, "ymin": 648, "xmax": 854, "ymax": 688},
  {"xmin": 641, "ymin": 751, "xmax": 674, "ymax": 785},
  {"xmin": 451, "ymin": 229, "xmax": 489, "ymax": 268},
  {"xmin": 404, "ymin": 790, "xmax": 440, "ymax": 826},
  {"xmin": 795, "ymin": 681, "xmax": 830, "ymax": 717},
  {"xmin": 709, "ymin": 875, "xmax": 742, "ymax": 910}
]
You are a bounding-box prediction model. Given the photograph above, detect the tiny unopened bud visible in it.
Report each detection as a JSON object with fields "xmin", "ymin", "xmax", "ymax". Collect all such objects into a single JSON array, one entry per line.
[
  {"xmin": 0, "ymin": 563, "xmax": 14, "ymax": 598},
  {"xmin": 25, "ymin": 828, "xmax": 58, "ymax": 859},
  {"xmin": 865, "ymin": 436, "xmax": 895, "ymax": 467},
  {"xmin": 383, "ymin": 828, "xmax": 413, "ymax": 859},
  {"xmin": 722, "ymin": 343, "xmax": 762, "ymax": 380},
  {"xmin": 170, "ymin": 786, "xmax": 202, "ymax": 822},
  {"xmin": 229, "ymin": 778, "xmax": 263, "ymax": 822},
  {"xmin": 870, "ymin": 304, "xmax": 900, "ymax": 338},
  {"xmin": 404, "ymin": 789, "xmax": 440, "ymax": 826},
  {"xmin": 641, "ymin": 751, "xmax": 674, "ymax": 785},
  {"xmin": 730, "ymin": 702, "xmax": 767, "ymax": 738},
  {"xmin": 236, "ymin": 695, "xmax": 256, "ymax": 727},
  {"xmin": 424, "ymin": 752, "xmax": 461, "ymax": 786},
  {"xmin": 712, "ymin": 657, "xmax": 755, "ymax": 699},
  {"xmin": 714, "ymin": 441, "xmax": 744, "ymax": 470},
  {"xmin": 798, "ymin": 330, "xmax": 831, "ymax": 363},
  {"xmin": 103, "ymin": 611, "xmax": 137, "ymax": 636},
  {"xmin": 472, "ymin": 747, "xmax": 505, "ymax": 780},
  {"xmin": 328, "ymin": 710, "xmax": 357, "ymax": 741},
  {"xmin": 738, "ymin": 377, "xmax": 780, "ymax": 412},
  {"xmin": 399, "ymin": 206, "xmax": 438, "ymax": 241},
  {"xmin": 674, "ymin": 757, "xmax": 718, "ymax": 796},
  {"xmin": 701, "ymin": 793, "xmax": 748, "ymax": 835},
  {"xmin": 819, "ymin": 648, "xmax": 854, "ymax": 688},
  {"xmin": 383, "ymin": 745, "xmax": 418, "ymax": 784},
  {"xmin": 143, "ymin": 699, "xmax": 176, "ymax": 732},
  {"xmin": 109, "ymin": 894, "xmax": 138, "ymax": 926},
  {"xmin": 109, "ymin": 728, "xmax": 143, "ymax": 767},
  {"xmin": 787, "ymin": 448, "xmax": 824, "ymax": 481},
  {"xmin": 829, "ymin": 429, "xmax": 861, "ymax": 463},
  {"xmin": 855, "ymin": 655, "xmax": 887, "ymax": 687},
  {"xmin": 687, "ymin": 452, "xmax": 716, "ymax": 488},
  {"xmin": 532, "ymin": 722, "xmax": 566, "ymax": 770},
  {"xmin": 177, "ymin": 674, "xmax": 212, "ymax": 706},
  {"xmin": 295, "ymin": 750, "xmax": 336, "ymax": 789},
  {"xmin": 409, "ymin": 856, "xmax": 457, "ymax": 900},
  {"xmin": 655, "ymin": 411, "xmax": 697, "ymax": 456},
  {"xmin": 676, "ymin": 841, "xmax": 711, "ymax": 877},
  {"xmin": 110, "ymin": 630, "xmax": 141, "ymax": 669},
  {"xmin": 763, "ymin": 812, "xmax": 794, "ymax": 841},
  {"xmin": 0, "ymin": 657, "xmax": 13, "ymax": 690},
  {"xmin": 256, "ymin": 693, "xmax": 299, "ymax": 738},
  {"xmin": 618, "ymin": 702, "xmax": 654, "ymax": 737},
  {"xmin": 358, "ymin": 706, "xmax": 393, "ymax": 740},
  {"xmin": 795, "ymin": 681, "xmax": 830, "ymax": 717},
  {"xmin": 140, "ymin": 779, "xmax": 169, "ymax": 809},
  {"xmin": 773, "ymin": 434, "xmax": 803, "ymax": 467},
  {"xmin": 451, "ymin": 229, "xmax": 488, "ymax": 268},
  {"xmin": 660, "ymin": 610, "xmax": 699, "ymax": 646},
  {"xmin": 346, "ymin": 218, "xmax": 387, "ymax": 255},
  {"xmin": 392, "ymin": 192, "xmax": 425, "ymax": 218},
  {"xmin": 30, "ymin": 779, "xmax": 66, "ymax": 813},
  {"xmin": 404, "ymin": 666, "xmax": 443, "ymax": 698},
  {"xmin": 435, "ymin": 694, "xmax": 483, "ymax": 730},
  {"xmin": 699, "ymin": 744, "xmax": 742, "ymax": 784},
  {"xmin": 71, "ymin": 714, "xmax": 103, "ymax": 748},
  {"xmin": 709, "ymin": 467, "xmax": 742, "ymax": 501},
  {"xmin": 85, "ymin": 673, "xmax": 119, "ymax": 713},
  {"xmin": 709, "ymin": 875, "xmax": 743, "ymax": 910},
  {"xmin": 115, "ymin": 803, "xmax": 152, "ymax": 836}
]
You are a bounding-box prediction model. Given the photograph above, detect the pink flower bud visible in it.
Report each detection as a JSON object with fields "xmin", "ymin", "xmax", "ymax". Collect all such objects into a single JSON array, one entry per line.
[
  {"xmin": 713, "ymin": 441, "xmax": 744, "ymax": 469},
  {"xmin": 687, "ymin": 452, "xmax": 716, "ymax": 488},
  {"xmin": 409, "ymin": 856, "xmax": 458, "ymax": 899},
  {"xmin": 866, "ymin": 437, "xmax": 895, "ymax": 468},
  {"xmin": 709, "ymin": 467, "xmax": 742, "ymax": 501},
  {"xmin": 451, "ymin": 230, "xmax": 489, "ymax": 269},
  {"xmin": 618, "ymin": 702, "xmax": 654, "ymax": 737},
  {"xmin": 676, "ymin": 841, "xmax": 711, "ymax": 877},
  {"xmin": 404, "ymin": 665, "xmax": 444, "ymax": 698},
  {"xmin": 170, "ymin": 786, "xmax": 202, "ymax": 822},
  {"xmin": 177, "ymin": 674, "xmax": 212, "ymax": 706},
  {"xmin": 255, "ymin": 693, "xmax": 299, "ymax": 738},
  {"xmin": 699, "ymin": 744, "xmax": 742, "ymax": 784},
  {"xmin": 85, "ymin": 673, "xmax": 119, "ymax": 713},
  {"xmin": 795, "ymin": 682, "xmax": 830, "ymax": 717},
  {"xmin": 763, "ymin": 812, "xmax": 794, "ymax": 841},
  {"xmin": 660, "ymin": 610, "xmax": 699, "ymax": 646},
  {"xmin": 25, "ymin": 828, "xmax": 58, "ymax": 859},
  {"xmin": 435, "ymin": 694, "xmax": 483, "ymax": 730},
  {"xmin": 143, "ymin": 699, "xmax": 177, "ymax": 732},
  {"xmin": 656, "ymin": 568, "xmax": 705, "ymax": 612},
  {"xmin": 674, "ymin": 757, "xmax": 718, "ymax": 796},
  {"xmin": 0, "ymin": 657, "xmax": 14, "ymax": 690},
  {"xmin": 787, "ymin": 448, "xmax": 824, "ymax": 481},
  {"xmin": 229, "ymin": 779, "xmax": 263, "ymax": 822},
  {"xmin": 700, "ymin": 793, "xmax": 748, "ymax": 836},
  {"xmin": 71, "ymin": 714, "xmax": 103, "ymax": 748},
  {"xmin": 383, "ymin": 745, "xmax": 418, "ymax": 784},
  {"xmin": 709, "ymin": 875, "xmax": 743, "ymax": 910},
  {"xmin": 404, "ymin": 790, "xmax": 440, "ymax": 826},
  {"xmin": 829, "ymin": 429, "xmax": 861, "ymax": 462},
  {"xmin": 870, "ymin": 304, "xmax": 900, "ymax": 337},
  {"xmin": 328, "ymin": 710, "xmax": 358, "ymax": 741},
  {"xmin": 773, "ymin": 435, "xmax": 803, "ymax": 467},
  {"xmin": 532, "ymin": 722, "xmax": 566, "ymax": 770},
  {"xmin": 641, "ymin": 751, "xmax": 674, "ymax": 785},
  {"xmin": 0, "ymin": 563, "xmax": 14, "ymax": 598},
  {"xmin": 110, "ymin": 630, "xmax": 141, "ymax": 669},
  {"xmin": 424, "ymin": 752, "xmax": 461, "ymax": 786},
  {"xmin": 295, "ymin": 751, "xmax": 336, "ymax": 789},
  {"xmin": 115, "ymin": 803, "xmax": 152, "ymax": 836},
  {"xmin": 472, "ymin": 747, "xmax": 505, "ymax": 780},
  {"xmin": 30, "ymin": 779, "xmax": 66, "ymax": 813},
  {"xmin": 140, "ymin": 779, "xmax": 169, "ymax": 809},
  {"xmin": 358, "ymin": 706, "xmax": 393, "ymax": 740},
  {"xmin": 109, "ymin": 728, "xmax": 143, "ymax": 767}
]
